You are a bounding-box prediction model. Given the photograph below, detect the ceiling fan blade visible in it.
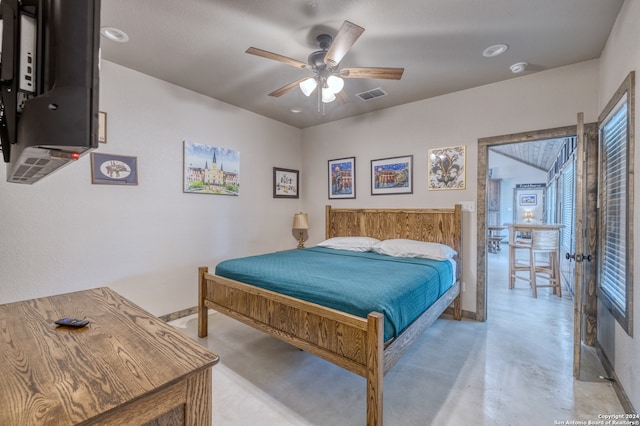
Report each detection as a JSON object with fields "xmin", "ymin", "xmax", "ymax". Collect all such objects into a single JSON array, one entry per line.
[
  {"xmin": 340, "ymin": 67, "xmax": 404, "ymax": 80},
  {"xmin": 246, "ymin": 47, "xmax": 311, "ymax": 70},
  {"xmin": 324, "ymin": 21, "xmax": 365, "ymax": 68},
  {"xmin": 268, "ymin": 77, "xmax": 309, "ymax": 97},
  {"xmin": 336, "ymin": 90, "xmax": 349, "ymax": 105}
]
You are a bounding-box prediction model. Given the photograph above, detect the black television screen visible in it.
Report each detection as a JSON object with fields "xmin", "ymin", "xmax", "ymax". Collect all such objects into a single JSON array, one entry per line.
[{"xmin": 0, "ymin": 0, "xmax": 100, "ymax": 184}]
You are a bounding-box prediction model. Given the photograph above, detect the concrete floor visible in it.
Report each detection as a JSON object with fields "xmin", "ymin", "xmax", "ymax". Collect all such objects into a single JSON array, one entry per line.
[{"xmin": 171, "ymin": 245, "xmax": 624, "ymax": 425}]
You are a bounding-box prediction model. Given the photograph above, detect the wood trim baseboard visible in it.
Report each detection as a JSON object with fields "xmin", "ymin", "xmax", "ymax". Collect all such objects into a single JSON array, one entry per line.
[{"xmin": 159, "ymin": 306, "xmax": 198, "ymax": 323}]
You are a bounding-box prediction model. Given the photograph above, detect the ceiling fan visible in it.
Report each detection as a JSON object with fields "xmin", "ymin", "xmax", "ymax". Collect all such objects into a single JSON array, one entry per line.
[{"xmin": 246, "ymin": 21, "xmax": 404, "ymax": 105}]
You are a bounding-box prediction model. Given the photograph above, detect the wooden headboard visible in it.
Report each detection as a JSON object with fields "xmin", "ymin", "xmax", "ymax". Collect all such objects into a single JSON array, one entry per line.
[{"xmin": 325, "ymin": 205, "xmax": 463, "ymax": 280}]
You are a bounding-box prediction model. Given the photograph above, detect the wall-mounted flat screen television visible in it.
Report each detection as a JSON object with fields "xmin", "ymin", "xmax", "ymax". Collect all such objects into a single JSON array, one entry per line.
[{"xmin": 0, "ymin": 0, "xmax": 101, "ymax": 184}]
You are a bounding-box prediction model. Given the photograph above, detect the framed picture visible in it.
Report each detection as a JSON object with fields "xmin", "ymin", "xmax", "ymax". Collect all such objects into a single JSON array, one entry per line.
[
  {"xmin": 98, "ymin": 111, "xmax": 107, "ymax": 143},
  {"xmin": 428, "ymin": 145, "xmax": 466, "ymax": 190},
  {"xmin": 273, "ymin": 167, "xmax": 299, "ymax": 198},
  {"xmin": 183, "ymin": 141, "xmax": 240, "ymax": 195},
  {"xmin": 91, "ymin": 153, "xmax": 138, "ymax": 185},
  {"xmin": 371, "ymin": 155, "xmax": 413, "ymax": 195},
  {"xmin": 328, "ymin": 157, "xmax": 356, "ymax": 199},
  {"xmin": 519, "ymin": 194, "xmax": 538, "ymax": 206}
]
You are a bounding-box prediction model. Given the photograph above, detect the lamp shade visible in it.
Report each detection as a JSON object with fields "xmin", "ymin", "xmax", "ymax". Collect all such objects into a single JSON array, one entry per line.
[
  {"xmin": 299, "ymin": 78, "xmax": 318, "ymax": 97},
  {"xmin": 326, "ymin": 75, "xmax": 344, "ymax": 94},
  {"xmin": 292, "ymin": 213, "xmax": 309, "ymax": 230},
  {"xmin": 321, "ymin": 87, "xmax": 336, "ymax": 103}
]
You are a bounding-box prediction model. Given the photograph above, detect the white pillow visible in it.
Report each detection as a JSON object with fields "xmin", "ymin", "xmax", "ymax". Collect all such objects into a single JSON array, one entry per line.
[
  {"xmin": 373, "ymin": 239, "xmax": 457, "ymax": 260},
  {"xmin": 317, "ymin": 237, "xmax": 381, "ymax": 252}
]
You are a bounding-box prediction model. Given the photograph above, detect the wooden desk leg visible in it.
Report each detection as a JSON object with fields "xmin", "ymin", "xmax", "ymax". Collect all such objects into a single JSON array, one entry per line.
[{"xmin": 185, "ymin": 368, "xmax": 212, "ymax": 426}]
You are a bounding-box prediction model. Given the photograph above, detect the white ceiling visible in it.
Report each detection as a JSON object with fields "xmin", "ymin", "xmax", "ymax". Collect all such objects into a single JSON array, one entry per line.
[{"xmin": 99, "ymin": 0, "xmax": 624, "ymax": 129}]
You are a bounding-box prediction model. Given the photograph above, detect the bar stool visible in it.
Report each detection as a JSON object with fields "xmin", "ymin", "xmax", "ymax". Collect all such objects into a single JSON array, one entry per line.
[
  {"xmin": 510, "ymin": 229, "xmax": 562, "ymax": 298},
  {"xmin": 508, "ymin": 228, "xmax": 532, "ymax": 290}
]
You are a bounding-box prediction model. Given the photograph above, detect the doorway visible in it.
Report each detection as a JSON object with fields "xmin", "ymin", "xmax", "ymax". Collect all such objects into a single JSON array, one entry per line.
[
  {"xmin": 477, "ymin": 121, "xmax": 600, "ymax": 378},
  {"xmin": 476, "ymin": 124, "xmax": 580, "ymax": 322},
  {"xmin": 488, "ymin": 137, "xmax": 578, "ymax": 295}
]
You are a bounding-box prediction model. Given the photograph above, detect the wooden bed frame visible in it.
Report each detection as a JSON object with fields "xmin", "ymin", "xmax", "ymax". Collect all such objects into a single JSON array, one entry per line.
[{"xmin": 198, "ymin": 205, "xmax": 463, "ymax": 425}]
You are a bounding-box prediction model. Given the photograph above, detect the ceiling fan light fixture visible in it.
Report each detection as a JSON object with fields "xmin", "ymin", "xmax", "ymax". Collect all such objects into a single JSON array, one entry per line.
[
  {"xmin": 326, "ymin": 75, "xmax": 344, "ymax": 94},
  {"xmin": 299, "ymin": 78, "xmax": 318, "ymax": 96},
  {"xmin": 321, "ymin": 87, "xmax": 336, "ymax": 103}
]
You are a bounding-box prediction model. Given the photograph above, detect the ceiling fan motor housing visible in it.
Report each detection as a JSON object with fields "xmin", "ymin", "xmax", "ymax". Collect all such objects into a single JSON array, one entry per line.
[
  {"xmin": 308, "ymin": 34, "xmax": 333, "ymax": 69},
  {"xmin": 308, "ymin": 50, "xmax": 328, "ymax": 69},
  {"xmin": 316, "ymin": 33, "xmax": 332, "ymax": 50}
]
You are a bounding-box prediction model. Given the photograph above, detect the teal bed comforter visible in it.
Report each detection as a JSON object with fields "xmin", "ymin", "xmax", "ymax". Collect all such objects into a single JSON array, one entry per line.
[{"xmin": 215, "ymin": 247, "xmax": 455, "ymax": 341}]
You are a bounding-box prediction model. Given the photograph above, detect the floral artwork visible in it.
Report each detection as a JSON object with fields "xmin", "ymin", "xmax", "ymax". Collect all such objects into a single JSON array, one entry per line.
[
  {"xmin": 273, "ymin": 167, "xmax": 299, "ymax": 198},
  {"xmin": 428, "ymin": 145, "xmax": 466, "ymax": 190}
]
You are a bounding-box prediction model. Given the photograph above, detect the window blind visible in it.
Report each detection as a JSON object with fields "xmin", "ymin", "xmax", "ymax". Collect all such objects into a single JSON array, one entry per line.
[
  {"xmin": 561, "ymin": 158, "xmax": 574, "ymax": 255},
  {"xmin": 600, "ymin": 102, "xmax": 627, "ymax": 312}
]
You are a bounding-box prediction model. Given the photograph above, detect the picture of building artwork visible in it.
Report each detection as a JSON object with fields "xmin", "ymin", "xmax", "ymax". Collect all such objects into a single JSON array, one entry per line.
[
  {"xmin": 328, "ymin": 157, "xmax": 355, "ymax": 199},
  {"xmin": 183, "ymin": 141, "xmax": 240, "ymax": 195},
  {"xmin": 371, "ymin": 155, "xmax": 413, "ymax": 195}
]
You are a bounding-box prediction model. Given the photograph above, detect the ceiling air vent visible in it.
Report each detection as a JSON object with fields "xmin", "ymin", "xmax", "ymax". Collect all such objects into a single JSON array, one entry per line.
[{"xmin": 355, "ymin": 87, "xmax": 388, "ymax": 101}]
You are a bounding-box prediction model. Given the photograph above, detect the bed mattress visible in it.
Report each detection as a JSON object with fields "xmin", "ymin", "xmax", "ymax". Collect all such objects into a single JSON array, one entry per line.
[{"xmin": 215, "ymin": 246, "xmax": 455, "ymax": 341}]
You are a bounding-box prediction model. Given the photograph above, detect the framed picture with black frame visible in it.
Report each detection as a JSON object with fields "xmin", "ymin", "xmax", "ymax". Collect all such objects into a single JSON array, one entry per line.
[
  {"xmin": 91, "ymin": 152, "xmax": 138, "ymax": 185},
  {"xmin": 273, "ymin": 167, "xmax": 299, "ymax": 198},
  {"xmin": 328, "ymin": 157, "xmax": 356, "ymax": 199},
  {"xmin": 371, "ymin": 155, "xmax": 413, "ymax": 195}
]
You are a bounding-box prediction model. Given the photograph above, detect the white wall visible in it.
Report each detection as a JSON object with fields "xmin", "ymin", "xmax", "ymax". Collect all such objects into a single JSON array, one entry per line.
[
  {"xmin": 597, "ymin": 0, "xmax": 640, "ymax": 411},
  {"xmin": 301, "ymin": 60, "xmax": 599, "ymax": 313},
  {"xmin": 0, "ymin": 61, "xmax": 302, "ymax": 316},
  {"xmin": 0, "ymin": 7, "xmax": 635, "ymax": 409}
]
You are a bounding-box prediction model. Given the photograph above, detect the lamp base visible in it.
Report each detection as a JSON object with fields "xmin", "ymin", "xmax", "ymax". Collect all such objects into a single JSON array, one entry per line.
[{"xmin": 297, "ymin": 232, "xmax": 306, "ymax": 249}]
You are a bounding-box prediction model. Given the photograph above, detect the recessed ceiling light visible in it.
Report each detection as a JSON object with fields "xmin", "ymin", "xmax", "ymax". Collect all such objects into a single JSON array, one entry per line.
[
  {"xmin": 101, "ymin": 27, "xmax": 129, "ymax": 43},
  {"xmin": 482, "ymin": 44, "xmax": 509, "ymax": 58},
  {"xmin": 510, "ymin": 62, "xmax": 528, "ymax": 73},
  {"xmin": 290, "ymin": 107, "xmax": 302, "ymax": 114}
]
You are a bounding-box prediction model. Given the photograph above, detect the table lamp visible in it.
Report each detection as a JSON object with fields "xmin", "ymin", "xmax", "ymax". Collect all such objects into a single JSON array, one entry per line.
[
  {"xmin": 292, "ymin": 212, "xmax": 309, "ymax": 249},
  {"xmin": 524, "ymin": 210, "xmax": 534, "ymax": 223}
]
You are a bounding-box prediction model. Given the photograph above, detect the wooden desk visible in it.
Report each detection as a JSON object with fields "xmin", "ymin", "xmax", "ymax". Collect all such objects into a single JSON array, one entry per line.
[{"xmin": 0, "ymin": 287, "xmax": 219, "ymax": 426}]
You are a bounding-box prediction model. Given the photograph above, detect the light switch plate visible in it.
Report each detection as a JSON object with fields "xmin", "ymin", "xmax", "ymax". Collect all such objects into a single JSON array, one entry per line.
[{"xmin": 460, "ymin": 201, "xmax": 476, "ymax": 212}]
